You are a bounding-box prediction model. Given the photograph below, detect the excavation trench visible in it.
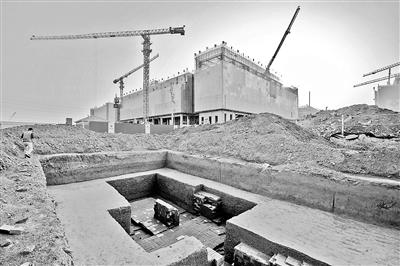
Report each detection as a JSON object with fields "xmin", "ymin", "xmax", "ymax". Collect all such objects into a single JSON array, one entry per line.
[{"xmin": 40, "ymin": 150, "xmax": 400, "ymax": 266}]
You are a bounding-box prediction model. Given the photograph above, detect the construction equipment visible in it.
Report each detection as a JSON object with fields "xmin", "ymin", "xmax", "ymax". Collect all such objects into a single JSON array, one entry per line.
[
  {"xmin": 354, "ymin": 73, "xmax": 400, "ymax": 87},
  {"xmin": 361, "ymin": 62, "xmax": 400, "ymax": 85},
  {"xmin": 113, "ymin": 53, "xmax": 159, "ymax": 121},
  {"xmin": 31, "ymin": 26, "xmax": 185, "ymax": 133},
  {"xmin": 266, "ymin": 6, "xmax": 300, "ymax": 73}
]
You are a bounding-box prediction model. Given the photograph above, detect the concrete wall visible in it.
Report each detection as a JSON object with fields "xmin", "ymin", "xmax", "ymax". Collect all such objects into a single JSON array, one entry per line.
[
  {"xmin": 194, "ymin": 63, "xmax": 223, "ymax": 112},
  {"xmin": 375, "ymin": 83, "xmax": 400, "ymax": 112},
  {"xmin": 90, "ymin": 103, "xmax": 117, "ymax": 122},
  {"xmin": 223, "ymin": 62, "xmax": 298, "ymax": 119},
  {"xmin": 88, "ymin": 121, "xmax": 108, "ymax": 133},
  {"xmin": 120, "ymin": 73, "xmax": 193, "ymax": 120},
  {"xmin": 194, "ymin": 60, "xmax": 298, "ymax": 119},
  {"xmin": 114, "ymin": 123, "xmax": 173, "ymax": 134}
]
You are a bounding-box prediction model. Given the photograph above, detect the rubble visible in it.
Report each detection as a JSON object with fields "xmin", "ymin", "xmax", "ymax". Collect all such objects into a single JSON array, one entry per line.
[{"xmin": 299, "ymin": 104, "xmax": 400, "ymax": 139}]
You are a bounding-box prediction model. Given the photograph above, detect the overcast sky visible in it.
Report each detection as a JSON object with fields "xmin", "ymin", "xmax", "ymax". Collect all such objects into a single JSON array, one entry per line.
[{"xmin": 1, "ymin": 0, "xmax": 399, "ymax": 123}]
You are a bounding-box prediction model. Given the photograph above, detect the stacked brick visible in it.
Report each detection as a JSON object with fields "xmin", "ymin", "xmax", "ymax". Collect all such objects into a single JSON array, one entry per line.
[
  {"xmin": 193, "ymin": 191, "xmax": 222, "ymax": 220},
  {"xmin": 153, "ymin": 199, "xmax": 179, "ymax": 227}
]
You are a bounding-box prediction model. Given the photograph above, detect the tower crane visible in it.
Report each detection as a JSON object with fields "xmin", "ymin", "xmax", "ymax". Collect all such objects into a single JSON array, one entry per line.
[
  {"xmin": 31, "ymin": 26, "xmax": 185, "ymax": 133},
  {"xmin": 266, "ymin": 6, "xmax": 300, "ymax": 74},
  {"xmin": 113, "ymin": 53, "xmax": 159, "ymax": 121}
]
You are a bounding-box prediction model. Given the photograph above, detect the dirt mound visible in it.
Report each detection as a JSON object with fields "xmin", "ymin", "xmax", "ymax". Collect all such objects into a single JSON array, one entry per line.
[
  {"xmin": 299, "ymin": 104, "xmax": 400, "ymax": 139},
  {"xmin": 165, "ymin": 113, "xmax": 344, "ymax": 167},
  {"xmin": 1, "ymin": 124, "xmax": 167, "ymax": 165}
]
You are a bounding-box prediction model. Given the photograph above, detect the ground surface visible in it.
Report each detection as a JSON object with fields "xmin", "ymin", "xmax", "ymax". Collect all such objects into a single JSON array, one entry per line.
[{"xmin": 0, "ymin": 104, "xmax": 399, "ymax": 265}]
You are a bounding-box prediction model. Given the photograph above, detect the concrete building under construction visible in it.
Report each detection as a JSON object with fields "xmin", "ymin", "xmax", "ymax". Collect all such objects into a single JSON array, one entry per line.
[
  {"xmin": 374, "ymin": 77, "xmax": 400, "ymax": 112},
  {"xmin": 85, "ymin": 42, "xmax": 299, "ymax": 126}
]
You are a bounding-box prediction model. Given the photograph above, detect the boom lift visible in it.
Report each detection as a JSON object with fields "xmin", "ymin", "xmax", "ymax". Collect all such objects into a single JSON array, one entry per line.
[
  {"xmin": 266, "ymin": 6, "xmax": 300, "ymax": 74},
  {"xmin": 113, "ymin": 53, "xmax": 159, "ymax": 121},
  {"xmin": 31, "ymin": 26, "xmax": 185, "ymax": 133}
]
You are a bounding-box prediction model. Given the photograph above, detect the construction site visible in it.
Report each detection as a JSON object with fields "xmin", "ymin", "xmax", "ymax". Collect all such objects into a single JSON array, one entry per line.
[{"xmin": 1, "ymin": 3, "xmax": 400, "ymax": 266}]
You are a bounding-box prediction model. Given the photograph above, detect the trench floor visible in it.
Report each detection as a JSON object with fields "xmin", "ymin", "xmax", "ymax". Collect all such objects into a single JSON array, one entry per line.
[{"xmin": 129, "ymin": 197, "xmax": 226, "ymax": 254}]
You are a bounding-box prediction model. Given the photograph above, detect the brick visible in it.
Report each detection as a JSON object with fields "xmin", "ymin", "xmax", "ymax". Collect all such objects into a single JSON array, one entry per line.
[{"xmin": 154, "ymin": 199, "xmax": 179, "ymax": 227}]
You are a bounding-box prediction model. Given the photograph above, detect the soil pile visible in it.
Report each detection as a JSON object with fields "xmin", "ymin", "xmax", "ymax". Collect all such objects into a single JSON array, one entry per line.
[
  {"xmin": 166, "ymin": 113, "xmax": 343, "ymax": 167},
  {"xmin": 1, "ymin": 124, "xmax": 167, "ymax": 170},
  {"xmin": 299, "ymin": 104, "xmax": 400, "ymax": 139}
]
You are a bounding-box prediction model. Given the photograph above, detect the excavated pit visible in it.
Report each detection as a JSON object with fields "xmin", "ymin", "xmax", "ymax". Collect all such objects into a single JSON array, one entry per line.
[
  {"xmin": 39, "ymin": 150, "xmax": 400, "ymax": 266},
  {"xmin": 106, "ymin": 173, "xmax": 255, "ymax": 256}
]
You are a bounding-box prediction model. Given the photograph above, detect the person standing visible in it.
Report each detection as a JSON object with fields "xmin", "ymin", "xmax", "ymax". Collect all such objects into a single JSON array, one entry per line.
[{"xmin": 21, "ymin": 128, "xmax": 34, "ymax": 158}]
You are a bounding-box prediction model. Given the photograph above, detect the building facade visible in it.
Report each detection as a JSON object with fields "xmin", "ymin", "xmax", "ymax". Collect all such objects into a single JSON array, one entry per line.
[
  {"xmin": 90, "ymin": 102, "xmax": 117, "ymax": 123},
  {"xmin": 194, "ymin": 42, "xmax": 298, "ymax": 124},
  {"xmin": 120, "ymin": 72, "xmax": 194, "ymax": 126},
  {"xmin": 80, "ymin": 42, "xmax": 299, "ymax": 126},
  {"xmin": 374, "ymin": 77, "xmax": 400, "ymax": 112}
]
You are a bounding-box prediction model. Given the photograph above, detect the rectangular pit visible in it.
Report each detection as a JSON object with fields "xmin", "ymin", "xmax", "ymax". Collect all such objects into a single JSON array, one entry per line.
[
  {"xmin": 106, "ymin": 173, "xmax": 256, "ymax": 257},
  {"xmin": 41, "ymin": 150, "xmax": 400, "ymax": 266}
]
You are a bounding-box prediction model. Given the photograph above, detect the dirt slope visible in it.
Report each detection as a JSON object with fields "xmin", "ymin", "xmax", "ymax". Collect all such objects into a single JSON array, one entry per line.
[
  {"xmin": 165, "ymin": 113, "xmax": 343, "ymax": 167},
  {"xmin": 299, "ymin": 104, "xmax": 400, "ymax": 139}
]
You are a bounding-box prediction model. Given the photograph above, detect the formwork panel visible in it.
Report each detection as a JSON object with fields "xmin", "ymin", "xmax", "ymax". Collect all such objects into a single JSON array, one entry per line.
[
  {"xmin": 194, "ymin": 63, "xmax": 223, "ymax": 112},
  {"xmin": 223, "ymin": 63, "xmax": 298, "ymax": 119}
]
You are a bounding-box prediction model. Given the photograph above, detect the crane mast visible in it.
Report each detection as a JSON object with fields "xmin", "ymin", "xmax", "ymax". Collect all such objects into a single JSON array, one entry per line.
[
  {"xmin": 266, "ymin": 6, "xmax": 300, "ymax": 73},
  {"xmin": 113, "ymin": 53, "xmax": 159, "ymax": 121},
  {"xmin": 31, "ymin": 26, "xmax": 185, "ymax": 133}
]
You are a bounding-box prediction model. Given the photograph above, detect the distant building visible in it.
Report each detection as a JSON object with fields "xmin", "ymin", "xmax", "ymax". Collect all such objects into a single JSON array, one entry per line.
[
  {"xmin": 78, "ymin": 42, "xmax": 299, "ymax": 126},
  {"xmin": 74, "ymin": 115, "xmax": 107, "ymax": 129},
  {"xmin": 120, "ymin": 73, "xmax": 194, "ymax": 126},
  {"xmin": 194, "ymin": 42, "xmax": 298, "ymax": 124},
  {"xmin": 374, "ymin": 77, "xmax": 400, "ymax": 112},
  {"xmin": 298, "ymin": 105, "xmax": 319, "ymax": 119},
  {"xmin": 89, "ymin": 102, "xmax": 117, "ymax": 123}
]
